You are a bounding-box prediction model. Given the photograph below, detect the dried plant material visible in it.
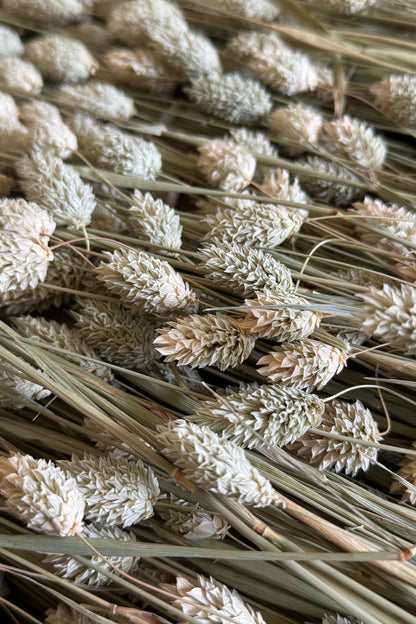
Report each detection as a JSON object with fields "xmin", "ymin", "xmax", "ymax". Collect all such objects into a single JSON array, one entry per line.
[
  {"xmin": 297, "ymin": 155, "xmax": 362, "ymax": 206},
  {"xmin": 166, "ymin": 575, "xmax": 267, "ymax": 624},
  {"xmin": 59, "ymin": 453, "xmax": 159, "ymax": 527},
  {"xmin": 45, "ymin": 603, "xmax": 94, "ymax": 624},
  {"xmin": 355, "ymin": 283, "xmax": 416, "ymax": 355},
  {"xmin": 258, "ymin": 339, "xmax": 348, "ymax": 391},
  {"xmin": 0, "ymin": 198, "xmax": 55, "ymax": 292},
  {"xmin": 197, "ymin": 139, "xmax": 256, "ymax": 191},
  {"xmin": 192, "ymin": 382, "xmax": 324, "ymax": 449},
  {"xmin": 68, "ymin": 113, "xmax": 162, "ymax": 178},
  {"xmin": 101, "ymin": 47, "xmax": 181, "ymax": 93},
  {"xmin": 158, "ymin": 493, "xmax": 230, "ymax": 540},
  {"xmin": 0, "ymin": 454, "xmax": 84, "ymax": 535},
  {"xmin": 322, "ymin": 614, "xmax": 365, "ymax": 624},
  {"xmin": 0, "ymin": 25, "xmax": 23, "ymax": 57},
  {"xmin": 390, "ymin": 442, "xmax": 416, "ymax": 504},
  {"xmin": 207, "ymin": 0, "xmax": 279, "ymax": 19},
  {"xmin": 19, "ymin": 100, "xmax": 78, "ymax": 159},
  {"xmin": 154, "ymin": 313, "xmax": 255, "ymax": 370},
  {"xmin": 108, "ymin": 0, "xmax": 222, "ymax": 77},
  {"xmin": 69, "ymin": 21, "xmax": 112, "ymax": 49},
  {"xmin": 353, "ymin": 196, "xmax": 416, "ymax": 254},
  {"xmin": 240, "ymin": 290, "xmax": 322, "ymax": 340},
  {"xmin": 396, "ymin": 260, "xmax": 416, "ymax": 284},
  {"xmin": 227, "ymin": 32, "xmax": 319, "ymax": 95},
  {"xmin": 323, "ymin": 115, "xmax": 386, "ymax": 169},
  {"xmin": 371, "ymin": 74, "xmax": 416, "ymax": 127},
  {"xmin": 292, "ymin": 399, "xmax": 381, "ymax": 476},
  {"xmin": 59, "ymin": 81, "xmax": 135, "ymax": 120},
  {"xmin": 11, "ymin": 316, "xmax": 113, "ymax": 382},
  {"xmin": 198, "ymin": 242, "xmax": 294, "ymax": 296},
  {"xmin": 97, "ymin": 248, "xmax": 197, "ymax": 314},
  {"xmin": 45, "ymin": 523, "xmax": 138, "ymax": 585},
  {"xmin": 262, "ymin": 168, "xmax": 310, "ymax": 218},
  {"xmin": 3, "ymin": 0, "xmax": 85, "ymax": 25},
  {"xmin": 89, "ymin": 198, "xmax": 127, "ymax": 233},
  {"xmin": 230, "ymin": 127, "xmax": 278, "ymax": 162},
  {"xmin": 0, "ymin": 248, "xmax": 83, "ymax": 315},
  {"xmin": 0, "ymin": 118, "xmax": 28, "ymax": 151},
  {"xmin": 0, "ymin": 174, "xmax": 13, "ymax": 196},
  {"xmin": 82, "ymin": 417, "xmax": 136, "ymax": 461},
  {"xmin": 129, "ymin": 191, "xmax": 182, "ymax": 250},
  {"xmin": 270, "ymin": 104, "xmax": 323, "ymax": 155},
  {"xmin": 186, "ymin": 73, "xmax": 272, "ymax": 124},
  {"xmin": 0, "ymin": 362, "xmax": 51, "ymax": 408},
  {"xmin": 0, "ymin": 91, "xmax": 19, "ymax": 120},
  {"xmin": 72, "ymin": 298, "xmax": 159, "ymax": 370},
  {"xmin": 0, "ymin": 58, "xmax": 43, "ymax": 94},
  {"xmin": 311, "ymin": 0, "xmax": 376, "ymax": 12},
  {"xmin": 17, "ymin": 151, "xmax": 96, "ymax": 230},
  {"xmin": 203, "ymin": 202, "xmax": 304, "ymax": 248},
  {"xmin": 25, "ymin": 35, "xmax": 98, "ymax": 83},
  {"xmin": 157, "ymin": 419, "xmax": 274, "ymax": 506}
]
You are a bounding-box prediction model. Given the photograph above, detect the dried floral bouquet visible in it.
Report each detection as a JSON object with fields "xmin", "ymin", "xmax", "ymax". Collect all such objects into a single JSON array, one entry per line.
[{"xmin": 1, "ymin": 1, "xmax": 416, "ymax": 623}]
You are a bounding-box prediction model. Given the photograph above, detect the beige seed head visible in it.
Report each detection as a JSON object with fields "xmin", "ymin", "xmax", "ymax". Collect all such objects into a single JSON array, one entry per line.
[
  {"xmin": 25, "ymin": 35, "xmax": 98, "ymax": 83},
  {"xmin": 157, "ymin": 419, "xmax": 275, "ymax": 506},
  {"xmin": 166, "ymin": 575, "xmax": 268, "ymax": 624},
  {"xmin": 129, "ymin": 190, "xmax": 182, "ymax": 250},
  {"xmin": 0, "ymin": 25, "xmax": 23, "ymax": 57},
  {"xmin": 97, "ymin": 248, "xmax": 197, "ymax": 314},
  {"xmin": 2, "ymin": 0, "xmax": 85, "ymax": 26},
  {"xmin": 270, "ymin": 104, "xmax": 323, "ymax": 155},
  {"xmin": 191, "ymin": 382, "xmax": 324, "ymax": 449},
  {"xmin": 371, "ymin": 74, "xmax": 416, "ymax": 128},
  {"xmin": 20, "ymin": 100, "xmax": 78, "ymax": 159},
  {"xmin": 197, "ymin": 139, "xmax": 256, "ymax": 191},
  {"xmin": 59, "ymin": 453, "xmax": 160, "ymax": 527},
  {"xmin": 0, "ymin": 361, "xmax": 51, "ymax": 409},
  {"xmin": 258, "ymin": 339, "xmax": 348, "ymax": 391},
  {"xmin": 203, "ymin": 202, "xmax": 304, "ymax": 248},
  {"xmin": 262, "ymin": 168, "xmax": 309, "ymax": 218},
  {"xmin": 240, "ymin": 289, "xmax": 322, "ymax": 341},
  {"xmin": 59, "ymin": 80, "xmax": 136, "ymax": 120},
  {"xmin": 158, "ymin": 493, "xmax": 230, "ymax": 540},
  {"xmin": 186, "ymin": 72, "xmax": 272, "ymax": 124},
  {"xmin": 0, "ymin": 453, "xmax": 84, "ymax": 535},
  {"xmin": 45, "ymin": 523, "xmax": 138, "ymax": 586},
  {"xmin": 198, "ymin": 241, "xmax": 294, "ymax": 297},
  {"xmin": 355, "ymin": 283, "xmax": 416, "ymax": 356},
  {"xmin": 292, "ymin": 399, "xmax": 381, "ymax": 477},
  {"xmin": 72, "ymin": 298, "xmax": 159, "ymax": 370},
  {"xmin": 0, "ymin": 58, "xmax": 43, "ymax": 93},
  {"xmin": 154, "ymin": 313, "xmax": 256, "ymax": 370},
  {"xmin": 68, "ymin": 113, "xmax": 162, "ymax": 178},
  {"xmin": 297, "ymin": 155, "xmax": 362, "ymax": 207},
  {"xmin": 323, "ymin": 115, "xmax": 386, "ymax": 169}
]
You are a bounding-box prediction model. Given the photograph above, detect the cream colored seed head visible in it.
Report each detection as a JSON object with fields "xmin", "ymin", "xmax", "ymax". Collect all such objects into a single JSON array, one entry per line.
[
  {"xmin": 0, "ymin": 58, "xmax": 43, "ymax": 94},
  {"xmin": 240, "ymin": 289, "xmax": 322, "ymax": 341},
  {"xmin": 262, "ymin": 168, "xmax": 310, "ymax": 218},
  {"xmin": 198, "ymin": 241, "xmax": 294, "ymax": 297},
  {"xmin": 197, "ymin": 139, "xmax": 256, "ymax": 191},
  {"xmin": 371, "ymin": 74, "xmax": 416, "ymax": 128},
  {"xmin": 191, "ymin": 382, "xmax": 324, "ymax": 449},
  {"xmin": 157, "ymin": 419, "xmax": 275, "ymax": 506},
  {"xmin": 129, "ymin": 190, "xmax": 182, "ymax": 250},
  {"xmin": 258, "ymin": 339, "xmax": 348, "ymax": 391},
  {"xmin": 270, "ymin": 104, "xmax": 323, "ymax": 155},
  {"xmin": 59, "ymin": 80, "xmax": 136, "ymax": 120},
  {"xmin": 0, "ymin": 361, "xmax": 51, "ymax": 409},
  {"xmin": 59, "ymin": 453, "xmax": 159, "ymax": 527},
  {"xmin": 17, "ymin": 151, "xmax": 96, "ymax": 230},
  {"xmin": 0, "ymin": 25, "xmax": 23, "ymax": 57},
  {"xmin": 0, "ymin": 91, "xmax": 19, "ymax": 120},
  {"xmin": 25, "ymin": 35, "xmax": 98, "ymax": 83},
  {"xmin": 20, "ymin": 100, "xmax": 78, "ymax": 159},
  {"xmin": 154, "ymin": 313, "xmax": 256, "ymax": 370},
  {"xmin": 323, "ymin": 115, "xmax": 386, "ymax": 169},
  {"xmin": 292, "ymin": 399, "xmax": 381, "ymax": 476},
  {"xmin": 166, "ymin": 575, "xmax": 268, "ymax": 624},
  {"xmin": 72, "ymin": 298, "xmax": 159, "ymax": 370},
  {"xmin": 355, "ymin": 283, "xmax": 416, "ymax": 356},
  {"xmin": 186, "ymin": 72, "xmax": 272, "ymax": 124},
  {"xmin": 68, "ymin": 113, "xmax": 162, "ymax": 178},
  {"xmin": 207, "ymin": 0, "xmax": 279, "ymax": 19},
  {"xmin": 158, "ymin": 493, "xmax": 230, "ymax": 540},
  {"xmin": 2, "ymin": 0, "xmax": 85, "ymax": 26},
  {"xmin": 45, "ymin": 523, "xmax": 138, "ymax": 586},
  {"xmin": 0, "ymin": 453, "xmax": 84, "ymax": 535},
  {"xmin": 96, "ymin": 248, "xmax": 197, "ymax": 314},
  {"xmin": 314, "ymin": 0, "xmax": 376, "ymax": 13},
  {"xmin": 297, "ymin": 155, "xmax": 362, "ymax": 207},
  {"xmin": 203, "ymin": 202, "xmax": 304, "ymax": 248}
]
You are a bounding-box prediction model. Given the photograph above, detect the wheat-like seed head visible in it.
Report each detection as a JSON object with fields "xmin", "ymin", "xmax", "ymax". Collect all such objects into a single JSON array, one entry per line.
[
  {"xmin": 129, "ymin": 190, "xmax": 182, "ymax": 250},
  {"xmin": 270, "ymin": 104, "xmax": 323, "ymax": 155},
  {"xmin": 158, "ymin": 493, "xmax": 230, "ymax": 540},
  {"xmin": 2, "ymin": 0, "xmax": 85, "ymax": 25},
  {"xmin": 59, "ymin": 81, "xmax": 136, "ymax": 120},
  {"xmin": 0, "ymin": 58, "xmax": 43, "ymax": 93},
  {"xmin": 25, "ymin": 34, "xmax": 98, "ymax": 83},
  {"xmin": 323, "ymin": 115, "xmax": 386, "ymax": 169},
  {"xmin": 0, "ymin": 454, "xmax": 84, "ymax": 535},
  {"xmin": 371, "ymin": 74, "xmax": 416, "ymax": 127},
  {"xmin": 197, "ymin": 139, "xmax": 256, "ymax": 191},
  {"xmin": 154, "ymin": 313, "xmax": 256, "ymax": 370},
  {"xmin": 0, "ymin": 25, "xmax": 23, "ymax": 57},
  {"xmin": 297, "ymin": 155, "xmax": 362, "ymax": 207}
]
